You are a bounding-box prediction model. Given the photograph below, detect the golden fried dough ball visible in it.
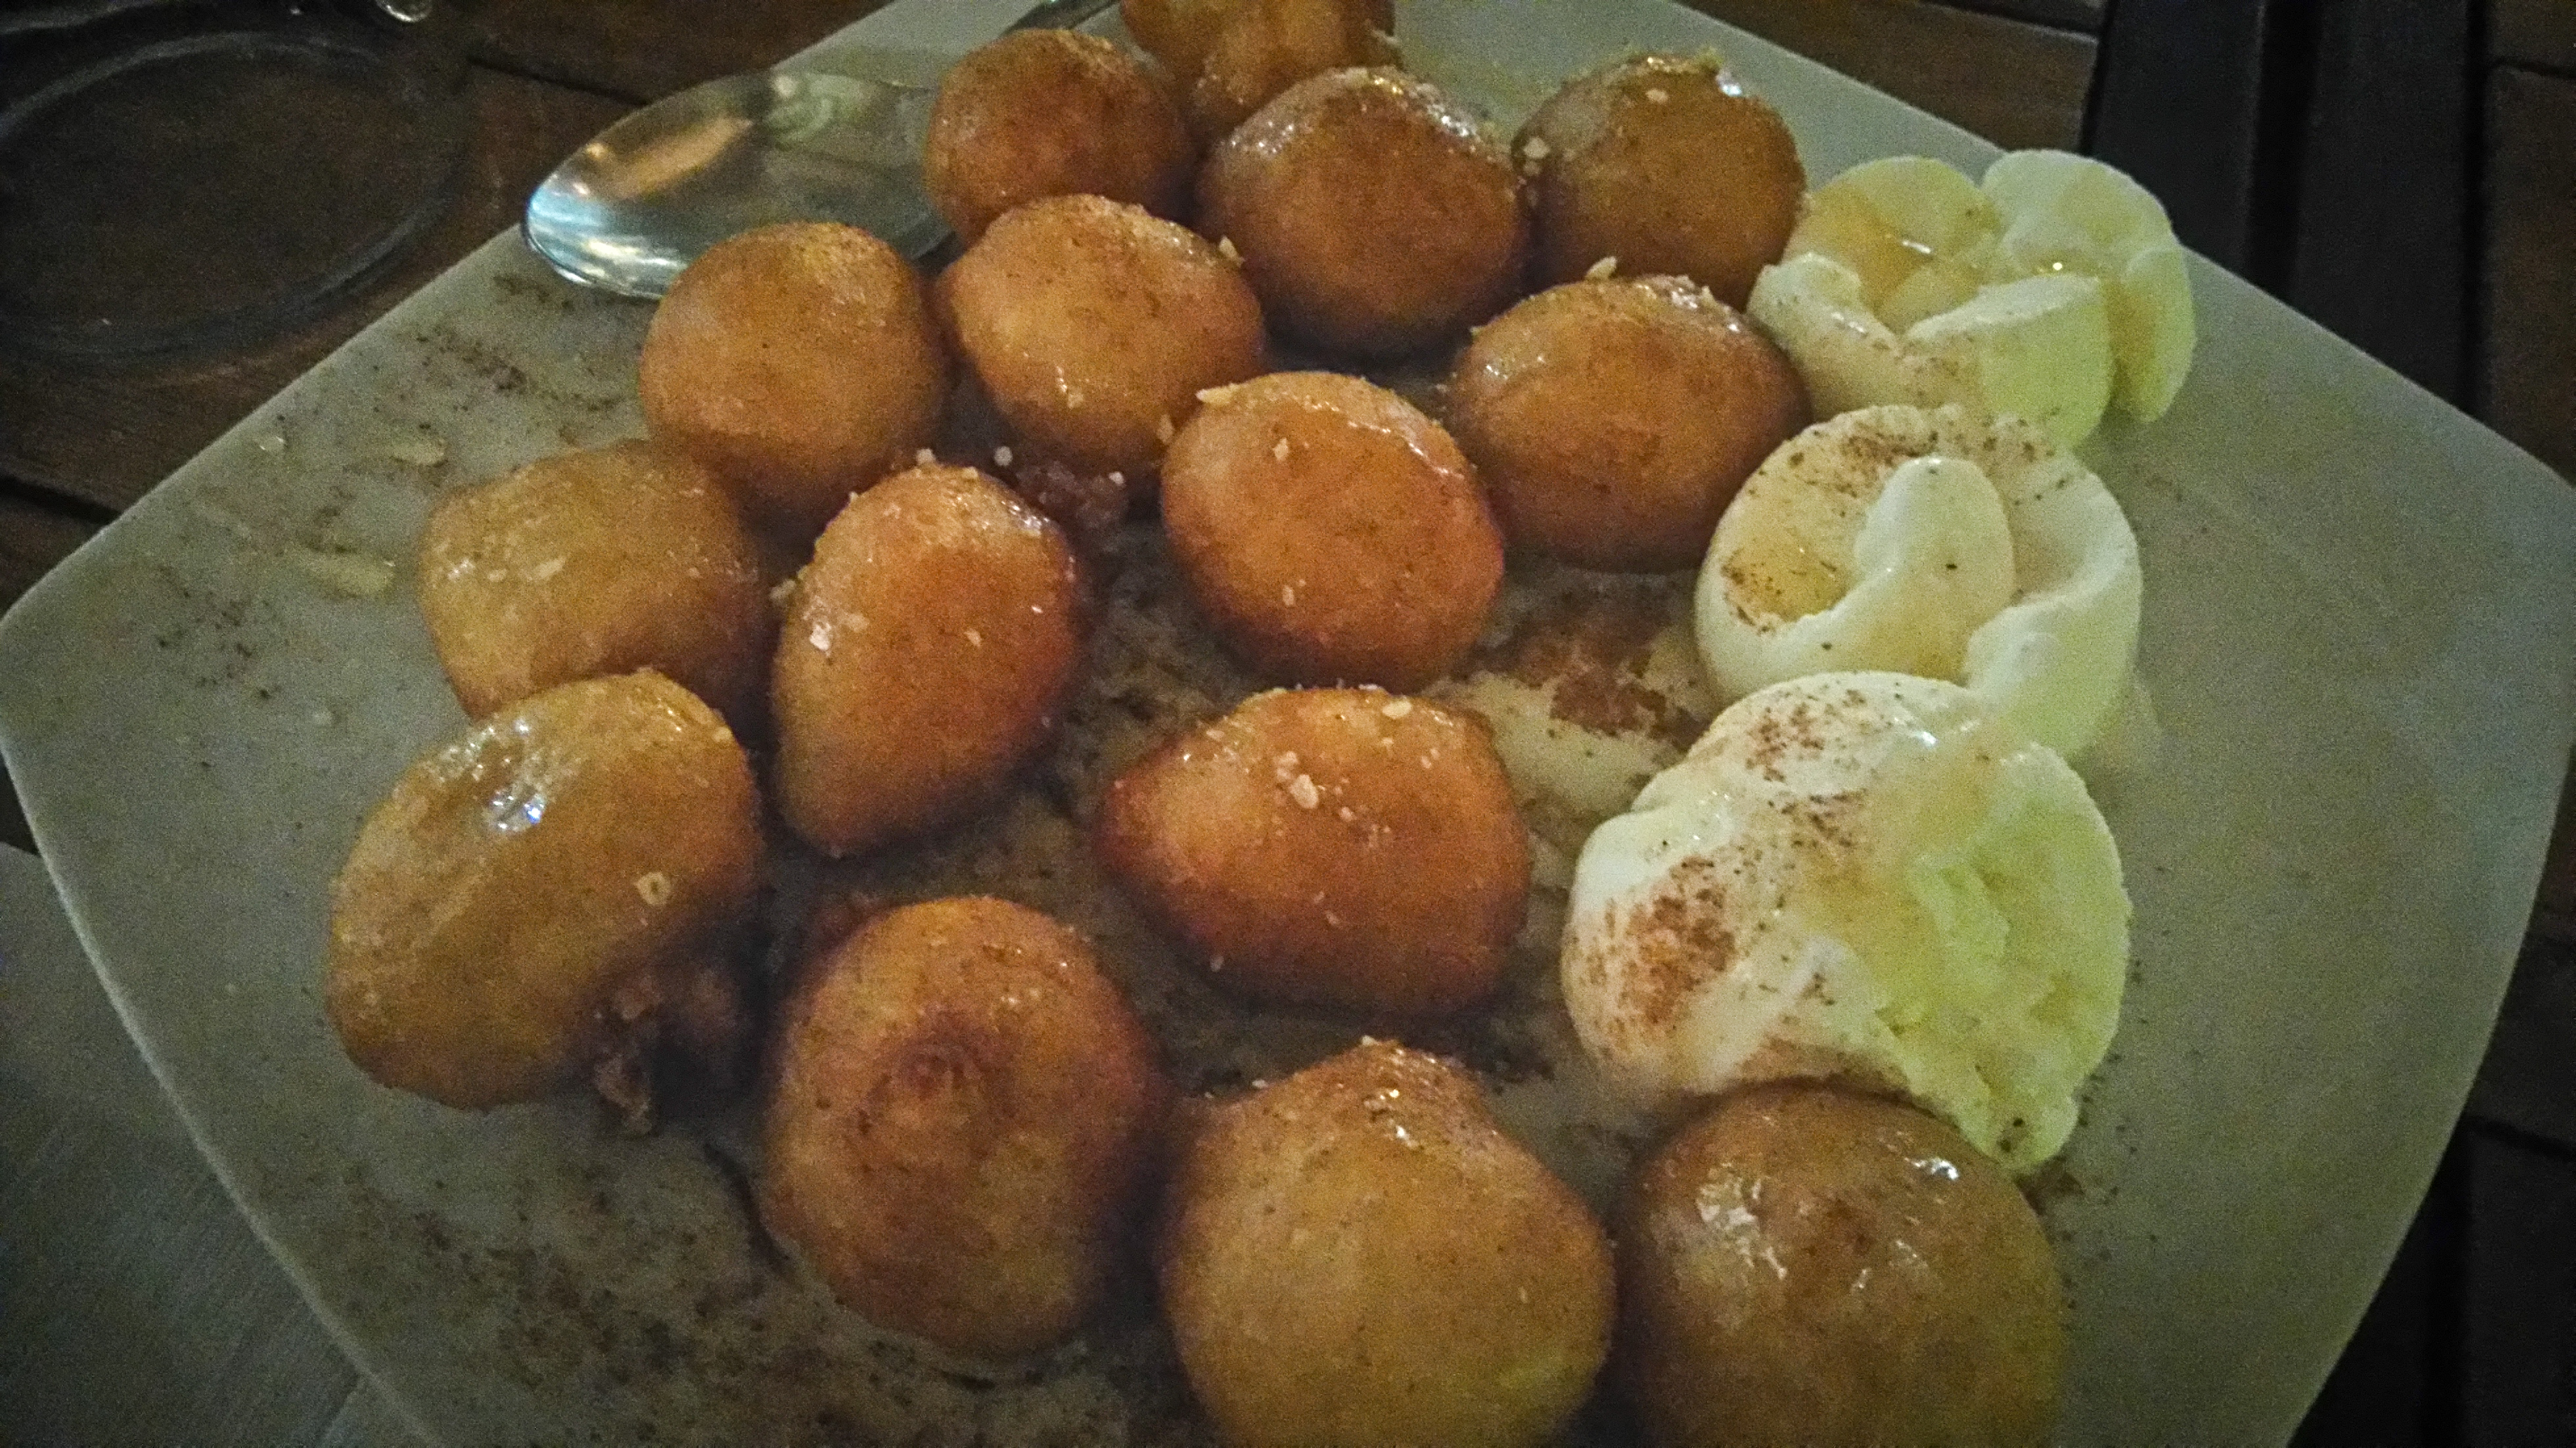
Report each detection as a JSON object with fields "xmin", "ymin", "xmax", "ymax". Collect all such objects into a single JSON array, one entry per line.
[
  {"xmin": 761, "ymin": 896, "xmax": 1171, "ymax": 1360},
  {"xmin": 1125, "ymin": 0, "xmax": 1398, "ymax": 140},
  {"xmin": 1121, "ymin": 0, "xmax": 1233, "ymax": 79},
  {"xmin": 1448, "ymin": 275, "xmax": 1808, "ymax": 571},
  {"xmin": 771, "ymin": 464, "xmax": 1086, "ymax": 856},
  {"xmin": 639, "ymin": 221, "xmax": 948, "ymax": 534},
  {"xmin": 1162, "ymin": 371, "xmax": 1501, "ymax": 687},
  {"xmin": 1520, "ymin": 53, "xmax": 1804, "ymax": 306},
  {"xmin": 1096, "ymin": 687, "xmax": 1529, "ymax": 1016},
  {"xmin": 923, "ymin": 29, "xmax": 1194, "ymax": 246},
  {"xmin": 1187, "ymin": 0, "xmax": 1397, "ymax": 140},
  {"xmin": 1156, "ymin": 1039, "xmax": 1613, "ymax": 1447},
  {"xmin": 415, "ymin": 440, "xmax": 774, "ymax": 728},
  {"xmin": 1616, "ymin": 1085, "xmax": 2066, "ymax": 1447},
  {"xmin": 326, "ymin": 672, "xmax": 761, "ymax": 1114},
  {"xmin": 939, "ymin": 194, "xmax": 1265, "ymax": 478},
  {"xmin": 1199, "ymin": 67, "xmax": 1528, "ymax": 358}
]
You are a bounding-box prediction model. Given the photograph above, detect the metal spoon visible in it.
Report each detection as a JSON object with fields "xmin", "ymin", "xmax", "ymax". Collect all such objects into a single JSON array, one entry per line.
[{"xmin": 522, "ymin": 0, "xmax": 1117, "ymax": 298}]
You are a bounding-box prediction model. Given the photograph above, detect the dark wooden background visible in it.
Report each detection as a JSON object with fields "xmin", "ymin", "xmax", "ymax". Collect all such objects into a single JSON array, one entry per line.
[{"xmin": 1, "ymin": 0, "xmax": 2569, "ymax": 1439}]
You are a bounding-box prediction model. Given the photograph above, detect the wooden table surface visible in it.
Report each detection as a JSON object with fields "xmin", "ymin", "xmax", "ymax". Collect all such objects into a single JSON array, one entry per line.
[{"xmin": 1, "ymin": 0, "xmax": 2568, "ymax": 1440}]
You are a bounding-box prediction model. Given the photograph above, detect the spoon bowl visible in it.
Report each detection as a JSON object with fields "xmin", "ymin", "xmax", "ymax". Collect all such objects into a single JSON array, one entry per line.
[
  {"xmin": 524, "ymin": 68, "xmax": 942, "ymax": 298},
  {"xmin": 522, "ymin": 0, "xmax": 1117, "ymax": 298}
]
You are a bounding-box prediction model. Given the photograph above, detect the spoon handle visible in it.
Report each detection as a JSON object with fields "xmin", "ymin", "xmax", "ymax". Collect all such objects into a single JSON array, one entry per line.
[
  {"xmin": 1006, "ymin": 0, "xmax": 1124, "ymax": 31},
  {"xmin": 792, "ymin": 0, "xmax": 1122, "ymax": 87}
]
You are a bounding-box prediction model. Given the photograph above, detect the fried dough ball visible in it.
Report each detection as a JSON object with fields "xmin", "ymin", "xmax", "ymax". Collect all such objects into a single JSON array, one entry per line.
[
  {"xmin": 640, "ymin": 221, "xmax": 948, "ymax": 533},
  {"xmin": 415, "ymin": 440, "xmax": 774, "ymax": 728},
  {"xmin": 1616, "ymin": 1085, "xmax": 2067, "ymax": 1447},
  {"xmin": 923, "ymin": 29, "xmax": 1194, "ymax": 246},
  {"xmin": 1448, "ymin": 276, "xmax": 1808, "ymax": 571},
  {"xmin": 1199, "ymin": 67, "xmax": 1528, "ymax": 358},
  {"xmin": 1096, "ymin": 687, "xmax": 1530, "ymax": 1016},
  {"xmin": 326, "ymin": 672, "xmax": 760, "ymax": 1114},
  {"xmin": 1520, "ymin": 53, "xmax": 1804, "ymax": 307},
  {"xmin": 940, "ymin": 194, "xmax": 1265, "ymax": 479},
  {"xmin": 1156, "ymin": 1039, "xmax": 1614, "ymax": 1447},
  {"xmin": 761, "ymin": 897, "xmax": 1171, "ymax": 1360},
  {"xmin": 1121, "ymin": 0, "xmax": 1233, "ymax": 79},
  {"xmin": 1162, "ymin": 372, "xmax": 1502, "ymax": 688},
  {"xmin": 1125, "ymin": 0, "xmax": 1398, "ymax": 140},
  {"xmin": 771, "ymin": 464, "xmax": 1085, "ymax": 857},
  {"xmin": 1187, "ymin": 0, "xmax": 1397, "ymax": 140}
]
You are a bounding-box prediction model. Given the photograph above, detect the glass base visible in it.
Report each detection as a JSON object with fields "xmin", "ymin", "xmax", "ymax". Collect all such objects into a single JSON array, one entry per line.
[{"xmin": 0, "ymin": 22, "xmax": 466, "ymax": 360}]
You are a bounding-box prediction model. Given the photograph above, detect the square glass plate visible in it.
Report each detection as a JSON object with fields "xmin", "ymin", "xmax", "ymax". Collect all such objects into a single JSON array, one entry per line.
[{"xmin": 3, "ymin": 0, "xmax": 2572, "ymax": 1442}]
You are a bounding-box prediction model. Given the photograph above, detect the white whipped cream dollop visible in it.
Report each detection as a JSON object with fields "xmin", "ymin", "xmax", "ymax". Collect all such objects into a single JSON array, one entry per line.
[
  {"xmin": 1560, "ymin": 671, "xmax": 2129, "ymax": 1172},
  {"xmin": 1748, "ymin": 150, "xmax": 2196, "ymax": 446},
  {"xmin": 1695, "ymin": 403, "xmax": 2142, "ymax": 758}
]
